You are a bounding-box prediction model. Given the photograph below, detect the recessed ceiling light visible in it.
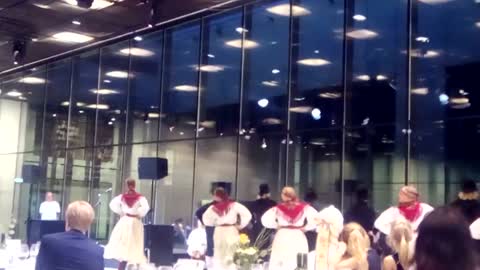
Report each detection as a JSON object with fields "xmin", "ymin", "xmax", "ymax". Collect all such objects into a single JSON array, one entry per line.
[
  {"xmin": 424, "ymin": 50, "xmax": 440, "ymax": 58},
  {"xmin": 272, "ymin": 69, "xmax": 280, "ymax": 74},
  {"xmin": 294, "ymin": 97, "xmax": 305, "ymax": 101},
  {"xmin": 262, "ymin": 80, "xmax": 279, "ymax": 87},
  {"xmin": 18, "ymin": 77, "xmax": 46, "ymax": 84},
  {"xmin": 195, "ymin": 65, "xmax": 225, "ymax": 72},
  {"xmin": 90, "ymin": 89, "xmax": 120, "ymax": 95},
  {"xmin": 207, "ymin": 54, "xmax": 215, "ymax": 58},
  {"xmin": 353, "ymin": 14, "xmax": 367, "ymax": 21},
  {"xmin": 262, "ymin": 118, "xmax": 282, "ymax": 125},
  {"xmin": 174, "ymin": 85, "xmax": 198, "ymax": 92},
  {"xmin": 356, "ymin": 74, "xmax": 371, "ymax": 81},
  {"xmin": 119, "ymin": 47, "xmax": 155, "ymax": 57},
  {"xmin": 476, "ymin": 22, "xmax": 480, "ymax": 28},
  {"xmin": 72, "ymin": 20, "xmax": 81, "ymax": 25},
  {"xmin": 266, "ymin": 4, "xmax": 311, "ymax": 16},
  {"xmin": 319, "ymin": 92, "xmax": 342, "ymax": 99},
  {"xmin": 411, "ymin": 87, "xmax": 429, "ymax": 95},
  {"xmin": 63, "ymin": 101, "xmax": 86, "ymax": 107},
  {"xmin": 311, "ymin": 108, "xmax": 321, "ymax": 120},
  {"xmin": 314, "ymin": 50, "xmax": 320, "ymax": 54},
  {"xmin": 52, "ymin": 32, "xmax": 94, "ymax": 43},
  {"xmin": 258, "ymin": 99, "xmax": 269, "ymax": 108},
  {"xmin": 449, "ymin": 97, "xmax": 469, "ymax": 105},
  {"xmin": 86, "ymin": 104, "xmax": 110, "ymax": 110},
  {"xmin": 290, "ymin": 106, "xmax": 313, "ymax": 113},
  {"xmin": 106, "ymin": 71, "xmax": 129, "ymax": 78},
  {"xmin": 6, "ymin": 91, "xmax": 22, "ymax": 97},
  {"xmin": 415, "ymin": 36, "xmax": 430, "ymax": 43},
  {"xmin": 103, "ymin": 79, "xmax": 111, "ymax": 83},
  {"xmin": 63, "ymin": 0, "xmax": 113, "ymax": 10},
  {"xmin": 225, "ymin": 39, "xmax": 259, "ymax": 49},
  {"xmin": 134, "ymin": 36, "xmax": 143, "ymax": 41},
  {"xmin": 418, "ymin": 0, "xmax": 454, "ymax": 4},
  {"xmin": 346, "ymin": 29, "xmax": 378, "ymax": 39},
  {"xmin": 33, "ymin": 3, "xmax": 51, "ymax": 9},
  {"xmin": 31, "ymin": 38, "xmax": 39, "ymax": 42},
  {"xmin": 235, "ymin": 27, "xmax": 249, "ymax": 34},
  {"xmin": 297, "ymin": 58, "xmax": 331, "ymax": 66},
  {"xmin": 376, "ymin": 74, "xmax": 388, "ymax": 81}
]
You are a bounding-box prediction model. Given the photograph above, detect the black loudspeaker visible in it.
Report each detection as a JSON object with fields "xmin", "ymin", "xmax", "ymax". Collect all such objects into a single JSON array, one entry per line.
[
  {"xmin": 144, "ymin": 224, "xmax": 174, "ymax": 265},
  {"xmin": 22, "ymin": 164, "xmax": 43, "ymax": 184},
  {"xmin": 138, "ymin": 157, "xmax": 168, "ymax": 180}
]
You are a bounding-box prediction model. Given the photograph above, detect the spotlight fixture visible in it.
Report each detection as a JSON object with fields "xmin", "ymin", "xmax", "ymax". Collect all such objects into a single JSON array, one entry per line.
[
  {"xmin": 148, "ymin": 0, "xmax": 160, "ymax": 28},
  {"xmin": 12, "ymin": 40, "xmax": 26, "ymax": 66}
]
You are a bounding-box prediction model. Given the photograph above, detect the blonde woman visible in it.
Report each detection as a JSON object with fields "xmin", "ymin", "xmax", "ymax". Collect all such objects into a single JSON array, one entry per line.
[
  {"xmin": 383, "ymin": 219, "xmax": 414, "ymax": 270},
  {"xmin": 262, "ymin": 186, "xmax": 317, "ymax": 270},
  {"xmin": 336, "ymin": 223, "xmax": 370, "ymax": 270}
]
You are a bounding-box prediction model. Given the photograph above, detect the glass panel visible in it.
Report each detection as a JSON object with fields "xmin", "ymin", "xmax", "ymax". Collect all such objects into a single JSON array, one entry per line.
[
  {"xmin": 128, "ymin": 32, "xmax": 163, "ymax": 144},
  {"xmin": 64, "ymin": 148, "xmax": 93, "ymax": 204},
  {"xmin": 242, "ymin": 0, "xmax": 290, "ymax": 134},
  {"xmin": 198, "ymin": 10, "xmax": 243, "ymax": 137},
  {"xmin": 160, "ymin": 22, "xmax": 201, "ymax": 140},
  {"xmin": 237, "ymin": 133, "xmax": 286, "ymax": 201},
  {"xmin": 96, "ymin": 42, "xmax": 130, "ymax": 146},
  {"xmin": 70, "ymin": 51, "xmax": 100, "ymax": 148},
  {"xmin": 290, "ymin": 0, "xmax": 344, "ymax": 130},
  {"xmin": 287, "ymin": 129, "xmax": 342, "ymax": 208}
]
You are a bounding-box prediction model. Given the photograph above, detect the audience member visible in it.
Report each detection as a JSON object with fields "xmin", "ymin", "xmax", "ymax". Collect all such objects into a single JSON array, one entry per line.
[
  {"xmin": 187, "ymin": 218, "xmax": 207, "ymax": 260},
  {"xmin": 345, "ymin": 187, "xmax": 377, "ymax": 232},
  {"xmin": 451, "ymin": 179, "xmax": 480, "ymax": 224},
  {"xmin": 415, "ymin": 206, "xmax": 476, "ymax": 270},
  {"xmin": 246, "ymin": 184, "xmax": 276, "ymax": 243},
  {"xmin": 336, "ymin": 223, "xmax": 375, "ymax": 270},
  {"xmin": 35, "ymin": 201, "xmax": 103, "ymax": 270},
  {"xmin": 383, "ymin": 218, "xmax": 414, "ymax": 270},
  {"xmin": 39, "ymin": 192, "xmax": 61, "ymax": 221}
]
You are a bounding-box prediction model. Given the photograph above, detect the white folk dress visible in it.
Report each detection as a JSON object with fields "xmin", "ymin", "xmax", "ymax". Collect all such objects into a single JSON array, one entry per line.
[
  {"xmin": 262, "ymin": 203, "xmax": 318, "ymax": 270},
  {"xmin": 202, "ymin": 202, "xmax": 252, "ymax": 270},
  {"xmin": 104, "ymin": 195, "xmax": 150, "ymax": 264},
  {"xmin": 374, "ymin": 203, "xmax": 434, "ymax": 235}
]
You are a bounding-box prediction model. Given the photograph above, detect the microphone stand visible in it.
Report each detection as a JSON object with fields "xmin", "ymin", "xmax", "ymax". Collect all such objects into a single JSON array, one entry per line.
[{"xmin": 90, "ymin": 188, "xmax": 111, "ymax": 239}]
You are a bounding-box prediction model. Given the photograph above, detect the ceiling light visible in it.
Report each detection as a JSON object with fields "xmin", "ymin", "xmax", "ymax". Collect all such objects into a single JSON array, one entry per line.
[
  {"xmin": 147, "ymin": 113, "xmax": 163, "ymax": 118},
  {"xmin": 476, "ymin": 22, "xmax": 480, "ymax": 28},
  {"xmin": 33, "ymin": 3, "xmax": 51, "ymax": 9},
  {"xmin": 103, "ymin": 79, "xmax": 111, "ymax": 83},
  {"xmin": 297, "ymin": 58, "xmax": 331, "ymax": 66},
  {"xmin": 451, "ymin": 103, "xmax": 471, "ymax": 109},
  {"xmin": 18, "ymin": 96, "xmax": 27, "ymax": 100},
  {"xmin": 261, "ymin": 138, "xmax": 267, "ymax": 149},
  {"xmin": 272, "ymin": 69, "xmax": 280, "ymax": 74},
  {"xmin": 376, "ymin": 74, "xmax": 388, "ymax": 81},
  {"xmin": 119, "ymin": 47, "xmax": 155, "ymax": 57},
  {"xmin": 258, "ymin": 99, "xmax": 269, "ymax": 108},
  {"xmin": 174, "ymin": 85, "xmax": 198, "ymax": 92},
  {"xmin": 439, "ymin": 94, "xmax": 449, "ymax": 105},
  {"xmin": 225, "ymin": 39, "xmax": 259, "ymax": 49},
  {"xmin": 18, "ymin": 77, "xmax": 46, "ymax": 84},
  {"xmin": 353, "ymin": 14, "xmax": 367, "ymax": 21},
  {"xmin": 346, "ymin": 29, "xmax": 378, "ymax": 39},
  {"xmin": 90, "ymin": 89, "xmax": 119, "ymax": 95},
  {"xmin": 106, "ymin": 71, "xmax": 129, "ymax": 78},
  {"xmin": 450, "ymin": 97, "xmax": 469, "ymax": 105},
  {"xmin": 418, "ymin": 0, "xmax": 454, "ymax": 4},
  {"xmin": 319, "ymin": 92, "xmax": 342, "ymax": 99},
  {"xmin": 196, "ymin": 65, "xmax": 225, "ymax": 72},
  {"xmin": 411, "ymin": 87, "xmax": 429, "ymax": 95},
  {"xmin": 262, "ymin": 118, "xmax": 282, "ymax": 125},
  {"xmin": 290, "ymin": 106, "xmax": 313, "ymax": 113},
  {"xmin": 294, "ymin": 97, "xmax": 305, "ymax": 101},
  {"xmin": 459, "ymin": 89, "xmax": 469, "ymax": 96},
  {"xmin": 235, "ymin": 27, "xmax": 249, "ymax": 34},
  {"xmin": 314, "ymin": 50, "xmax": 319, "ymax": 54},
  {"xmin": 86, "ymin": 104, "xmax": 109, "ymax": 110},
  {"xmin": 79, "ymin": 110, "xmax": 84, "ymax": 114},
  {"xmin": 63, "ymin": 0, "xmax": 113, "ymax": 9},
  {"xmin": 134, "ymin": 36, "xmax": 143, "ymax": 41},
  {"xmin": 415, "ymin": 36, "xmax": 430, "ymax": 43},
  {"xmin": 72, "ymin": 20, "xmax": 81, "ymax": 25},
  {"xmin": 6, "ymin": 91, "xmax": 22, "ymax": 97},
  {"xmin": 31, "ymin": 38, "xmax": 39, "ymax": 42},
  {"xmin": 52, "ymin": 32, "xmax": 94, "ymax": 43},
  {"xmin": 266, "ymin": 4, "xmax": 311, "ymax": 16},
  {"xmin": 207, "ymin": 54, "xmax": 215, "ymax": 58},
  {"xmin": 311, "ymin": 108, "xmax": 321, "ymax": 120},
  {"xmin": 262, "ymin": 81, "xmax": 279, "ymax": 87},
  {"xmin": 424, "ymin": 50, "xmax": 440, "ymax": 58},
  {"xmin": 356, "ymin": 74, "xmax": 371, "ymax": 81},
  {"xmin": 200, "ymin": 121, "xmax": 216, "ymax": 128}
]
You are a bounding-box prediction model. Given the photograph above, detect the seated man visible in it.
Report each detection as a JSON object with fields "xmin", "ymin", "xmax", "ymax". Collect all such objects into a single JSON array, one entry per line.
[{"xmin": 35, "ymin": 201, "xmax": 104, "ymax": 270}]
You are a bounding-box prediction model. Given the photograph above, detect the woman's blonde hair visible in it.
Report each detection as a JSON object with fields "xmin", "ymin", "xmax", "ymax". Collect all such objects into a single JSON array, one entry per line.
[
  {"xmin": 340, "ymin": 223, "xmax": 370, "ymax": 270},
  {"xmin": 387, "ymin": 218, "xmax": 413, "ymax": 270}
]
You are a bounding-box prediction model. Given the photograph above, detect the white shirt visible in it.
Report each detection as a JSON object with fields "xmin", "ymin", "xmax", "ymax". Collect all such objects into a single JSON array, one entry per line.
[
  {"xmin": 261, "ymin": 204, "xmax": 318, "ymax": 231},
  {"xmin": 39, "ymin": 201, "xmax": 61, "ymax": 220},
  {"xmin": 202, "ymin": 202, "xmax": 252, "ymax": 229},
  {"xmin": 187, "ymin": 227, "xmax": 207, "ymax": 257},
  {"xmin": 109, "ymin": 195, "xmax": 150, "ymax": 217},
  {"xmin": 374, "ymin": 203, "xmax": 434, "ymax": 235},
  {"xmin": 470, "ymin": 218, "xmax": 480, "ymax": 239}
]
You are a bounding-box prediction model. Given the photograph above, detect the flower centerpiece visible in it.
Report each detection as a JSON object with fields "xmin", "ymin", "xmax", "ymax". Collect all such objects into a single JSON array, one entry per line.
[{"xmin": 234, "ymin": 229, "xmax": 271, "ymax": 270}]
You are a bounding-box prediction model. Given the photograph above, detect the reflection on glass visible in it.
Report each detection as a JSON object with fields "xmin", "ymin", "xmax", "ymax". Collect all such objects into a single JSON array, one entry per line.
[
  {"xmin": 242, "ymin": 0, "xmax": 290, "ymax": 134},
  {"xmin": 128, "ymin": 32, "xmax": 163, "ymax": 143},
  {"xmin": 160, "ymin": 22, "xmax": 201, "ymax": 140},
  {"xmin": 198, "ymin": 10, "xmax": 243, "ymax": 137}
]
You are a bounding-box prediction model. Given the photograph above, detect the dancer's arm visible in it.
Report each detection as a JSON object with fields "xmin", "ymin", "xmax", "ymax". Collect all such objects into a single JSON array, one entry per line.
[
  {"xmin": 137, "ymin": 196, "xmax": 150, "ymax": 218},
  {"xmin": 261, "ymin": 207, "xmax": 278, "ymax": 229},
  {"xmin": 202, "ymin": 206, "xmax": 217, "ymax": 227},
  {"xmin": 374, "ymin": 207, "xmax": 395, "ymax": 235},
  {"xmin": 304, "ymin": 205, "xmax": 319, "ymax": 231},
  {"xmin": 235, "ymin": 202, "xmax": 252, "ymax": 230},
  {"xmin": 109, "ymin": 195, "xmax": 123, "ymax": 216}
]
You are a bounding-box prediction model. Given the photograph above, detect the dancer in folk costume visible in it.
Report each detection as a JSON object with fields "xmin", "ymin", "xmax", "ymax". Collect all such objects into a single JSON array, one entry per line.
[
  {"xmin": 312, "ymin": 205, "xmax": 346, "ymax": 270},
  {"xmin": 374, "ymin": 186, "xmax": 433, "ymax": 236},
  {"xmin": 202, "ymin": 187, "xmax": 252, "ymax": 270},
  {"xmin": 104, "ymin": 179, "xmax": 150, "ymax": 270},
  {"xmin": 262, "ymin": 186, "xmax": 318, "ymax": 270}
]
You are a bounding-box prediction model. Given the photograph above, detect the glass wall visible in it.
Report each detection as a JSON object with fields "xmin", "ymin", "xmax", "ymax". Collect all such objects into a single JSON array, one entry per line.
[{"xmin": 0, "ymin": 0, "xmax": 477, "ymax": 239}]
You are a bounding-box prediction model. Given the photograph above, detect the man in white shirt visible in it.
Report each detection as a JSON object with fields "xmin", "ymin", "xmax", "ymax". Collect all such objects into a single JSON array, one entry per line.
[{"xmin": 39, "ymin": 192, "xmax": 61, "ymax": 221}]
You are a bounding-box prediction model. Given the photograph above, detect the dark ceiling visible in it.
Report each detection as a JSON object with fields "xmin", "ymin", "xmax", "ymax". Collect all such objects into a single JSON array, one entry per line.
[{"xmin": 0, "ymin": 0, "xmax": 245, "ymax": 74}]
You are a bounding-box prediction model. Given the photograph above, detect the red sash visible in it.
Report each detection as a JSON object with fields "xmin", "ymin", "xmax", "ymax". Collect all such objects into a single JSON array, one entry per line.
[{"xmin": 276, "ymin": 202, "xmax": 307, "ymax": 224}]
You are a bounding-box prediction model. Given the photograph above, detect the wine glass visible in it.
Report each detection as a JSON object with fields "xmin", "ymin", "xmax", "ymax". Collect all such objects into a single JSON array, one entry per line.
[
  {"xmin": 18, "ymin": 244, "xmax": 29, "ymax": 260},
  {"xmin": 30, "ymin": 242, "xmax": 40, "ymax": 258}
]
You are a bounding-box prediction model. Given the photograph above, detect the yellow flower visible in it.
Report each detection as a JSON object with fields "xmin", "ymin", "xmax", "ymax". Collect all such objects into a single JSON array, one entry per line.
[{"xmin": 239, "ymin": 234, "xmax": 250, "ymax": 245}]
